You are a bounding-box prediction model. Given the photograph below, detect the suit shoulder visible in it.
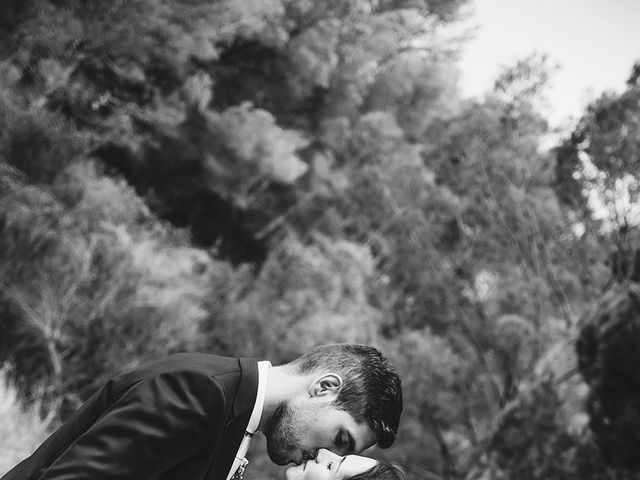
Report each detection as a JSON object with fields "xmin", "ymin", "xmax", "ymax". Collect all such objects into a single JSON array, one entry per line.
[
  {"xmin": 110, "ymin": 354, "xmax": 255, "ymax": 398},
  {"xmin": 116, "ymin": 353, "xmax": 237, "ymax": 377}
]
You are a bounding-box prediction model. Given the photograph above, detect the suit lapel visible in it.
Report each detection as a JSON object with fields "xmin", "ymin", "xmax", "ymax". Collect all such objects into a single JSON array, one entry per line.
[
  {"xmin": 206, "ymin": 357, "xmax": 258, "ymax": 480},
  {"xmin": 233, "ymin": 358, "xmax": 259, "ymax": 419}
]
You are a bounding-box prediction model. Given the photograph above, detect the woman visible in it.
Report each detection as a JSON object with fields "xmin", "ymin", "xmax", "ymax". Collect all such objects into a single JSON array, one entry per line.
[{"xmin": 285, "ymin": 449, "xmax": 405, "ymax": 480}]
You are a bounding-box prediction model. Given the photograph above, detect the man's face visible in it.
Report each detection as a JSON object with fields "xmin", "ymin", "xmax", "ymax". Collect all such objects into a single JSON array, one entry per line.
[{"xmin": 264, "ymin": 397, "xmax": 376, "ymax": 465}]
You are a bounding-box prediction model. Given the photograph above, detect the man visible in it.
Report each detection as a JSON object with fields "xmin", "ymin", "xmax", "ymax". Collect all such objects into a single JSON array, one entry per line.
[{"xmin": 2, "ymin": 344, "xmax": 403, "ymax": 480}]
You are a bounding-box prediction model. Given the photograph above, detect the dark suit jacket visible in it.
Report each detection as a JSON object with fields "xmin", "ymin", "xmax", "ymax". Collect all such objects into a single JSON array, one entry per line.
[{"xmin": 1, "ymin": 353, "xmax": 258, "ymax": 480}]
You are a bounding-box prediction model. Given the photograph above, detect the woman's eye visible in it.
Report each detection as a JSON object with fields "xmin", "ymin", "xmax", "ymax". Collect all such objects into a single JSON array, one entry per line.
[{"xmin": 327, "ymin": 461, "xmax": 334, "ymax": 471}]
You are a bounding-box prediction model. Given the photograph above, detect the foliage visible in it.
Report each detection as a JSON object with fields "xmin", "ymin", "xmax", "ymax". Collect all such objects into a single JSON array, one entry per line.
[
  {"xmin": 577, "ymin": 285, "xmax": 640, "ymax": 472},
  {"xmin": 555, "ymin": 68, "xmax": 640, "ymax": 232},
  {"xmin": 0, "ymin": 159, "xmax": 212, "ymax": 406},
  {"xmin": 0, "ymin": 370, "xmax": 51, "ymax": 477},
  {"xmin": 472, "ymin": 377, "xmax": 615, "ymax": 480},
  {"xmin": 200, "ymin": 232, "xmax": 381, "ymax": 361},
  {"xmin": 0, "ymin": 1, "xmax": 637, "ymax": 479}
]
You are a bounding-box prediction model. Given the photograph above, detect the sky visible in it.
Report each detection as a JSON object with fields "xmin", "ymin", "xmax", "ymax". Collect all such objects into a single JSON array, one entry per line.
[{"xmin": 456, "ymin": 0, "xmax": 640, "ymax": 131}]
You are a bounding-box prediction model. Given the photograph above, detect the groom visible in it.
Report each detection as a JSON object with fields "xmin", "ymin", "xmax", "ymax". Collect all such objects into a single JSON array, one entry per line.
[{"xmin": 2, "ymin": 344, "xmax": 403, "ymax": 480}]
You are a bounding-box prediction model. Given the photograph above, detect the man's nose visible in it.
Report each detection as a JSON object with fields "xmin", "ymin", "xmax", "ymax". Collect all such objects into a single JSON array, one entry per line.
[{"xmin": 301, "ymin": 451, "xmax": 315, "ymax": 463}]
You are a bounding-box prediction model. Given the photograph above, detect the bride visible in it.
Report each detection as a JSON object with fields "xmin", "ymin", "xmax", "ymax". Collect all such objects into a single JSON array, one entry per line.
[{"xmin": 285, "ymin": 449, "xmax": 405, "ymax": 480}]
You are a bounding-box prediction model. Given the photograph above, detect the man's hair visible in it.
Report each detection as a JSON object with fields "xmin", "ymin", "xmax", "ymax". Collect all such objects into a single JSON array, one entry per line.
[
  {"xmin": 347, "ymin": 461, "xmax": 406, "ymax": 480},
  {"xmin": 288, "ymin": 344, "xmax": 403, "ymax": 448}
]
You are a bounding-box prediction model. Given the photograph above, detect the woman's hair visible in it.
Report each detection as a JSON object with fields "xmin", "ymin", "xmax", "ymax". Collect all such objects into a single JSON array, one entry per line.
[{"xmin": 345, "ymin": 461, "xmax": 406, "ymax": 480}]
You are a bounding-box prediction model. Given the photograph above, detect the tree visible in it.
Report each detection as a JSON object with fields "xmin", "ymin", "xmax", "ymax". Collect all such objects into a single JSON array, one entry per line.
[{"xmin": 577, "ymin": 285, "xmax": 640, "ymax": 473}]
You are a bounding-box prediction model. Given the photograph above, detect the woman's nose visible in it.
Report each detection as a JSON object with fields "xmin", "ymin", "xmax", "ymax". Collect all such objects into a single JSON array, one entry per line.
[
  {"xmin": 315, "ymin": 449, "xmax": 339, "ymax": 463},
  {"xmin": 315, "ymin": 449, "xmax": 328, "ymax": 463}
]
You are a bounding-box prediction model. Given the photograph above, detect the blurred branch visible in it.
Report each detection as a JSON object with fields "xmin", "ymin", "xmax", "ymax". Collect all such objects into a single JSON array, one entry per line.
[
  {"xmin": 422, "ymin": 397, "xmax": 457, "ymax": 480},
  {"xmin": 255, "ymin": 191, "xmax": 315, "ymax": 240}
]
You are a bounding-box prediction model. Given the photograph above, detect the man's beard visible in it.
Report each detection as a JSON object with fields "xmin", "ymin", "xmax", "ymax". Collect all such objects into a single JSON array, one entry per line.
[
  {"xmin": 263, "ymin": 400, "xmax": 320, "ymax": 465},
  {"xmin": 264, "ymin": 401, "xmax": 299, "ymax": 465}
]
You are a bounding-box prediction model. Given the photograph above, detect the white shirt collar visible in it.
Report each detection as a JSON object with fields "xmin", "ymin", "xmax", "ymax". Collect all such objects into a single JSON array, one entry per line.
[
  {"xmin": 246, "ymin": 360, "xmax": 270, "ymax": 434},
  {"xmin": 225, "ymin": 361, "xmax": 271, "ymax": 480}
]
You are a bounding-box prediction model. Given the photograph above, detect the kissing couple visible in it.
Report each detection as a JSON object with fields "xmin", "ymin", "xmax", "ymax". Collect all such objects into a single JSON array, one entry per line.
[{"xmin": 2, "ymin": 344, "xmax": 406, "ymax": 480}]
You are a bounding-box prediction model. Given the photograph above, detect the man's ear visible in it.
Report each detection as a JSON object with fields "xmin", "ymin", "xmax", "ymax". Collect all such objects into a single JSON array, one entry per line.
[{"xmin": 308, "ymin": 373, "xmax": 343, "ymax": 398}]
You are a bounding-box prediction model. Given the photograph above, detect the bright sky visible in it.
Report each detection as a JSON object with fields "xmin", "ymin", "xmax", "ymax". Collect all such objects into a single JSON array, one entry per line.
[{"xmin": 457, "ymin": 0, "xmax": 640, "ymax": 131}]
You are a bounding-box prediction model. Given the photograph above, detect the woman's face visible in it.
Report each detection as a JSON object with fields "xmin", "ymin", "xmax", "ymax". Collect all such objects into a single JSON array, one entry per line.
[{"xmin": 285, "ymin": 449, "xmax": 378, "ymax": 480}]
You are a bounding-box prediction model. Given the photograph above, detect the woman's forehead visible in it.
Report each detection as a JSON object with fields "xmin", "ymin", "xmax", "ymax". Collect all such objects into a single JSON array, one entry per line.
[{"xmin": 338, "ymin": 456, "xmax": 378, "ymax": 479}]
